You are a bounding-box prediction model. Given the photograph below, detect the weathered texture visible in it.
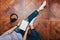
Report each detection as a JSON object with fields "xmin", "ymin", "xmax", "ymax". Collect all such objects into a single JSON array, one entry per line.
[
  {"xmin": 0, "ymin": 0, "xmax": 60, "ymax": 40},
  {"xmin": 0, "ymin": 0, "xmax": 19, "ymax": 35},
  {"xmin": 34, "ymin": 0, "xmax": 60, "ymax": 40}
]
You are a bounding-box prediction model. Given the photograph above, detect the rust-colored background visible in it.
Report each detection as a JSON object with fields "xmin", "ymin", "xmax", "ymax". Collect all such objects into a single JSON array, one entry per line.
[{"xmin": 0, "ymin": 0, "xmax": 60, "ymax": 40}]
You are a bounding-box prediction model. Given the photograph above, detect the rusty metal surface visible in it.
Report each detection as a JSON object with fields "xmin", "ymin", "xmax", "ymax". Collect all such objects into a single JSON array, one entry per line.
[{"xmin": 0, "ymin": 0, "xmax": 60, "ymax": 40}]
